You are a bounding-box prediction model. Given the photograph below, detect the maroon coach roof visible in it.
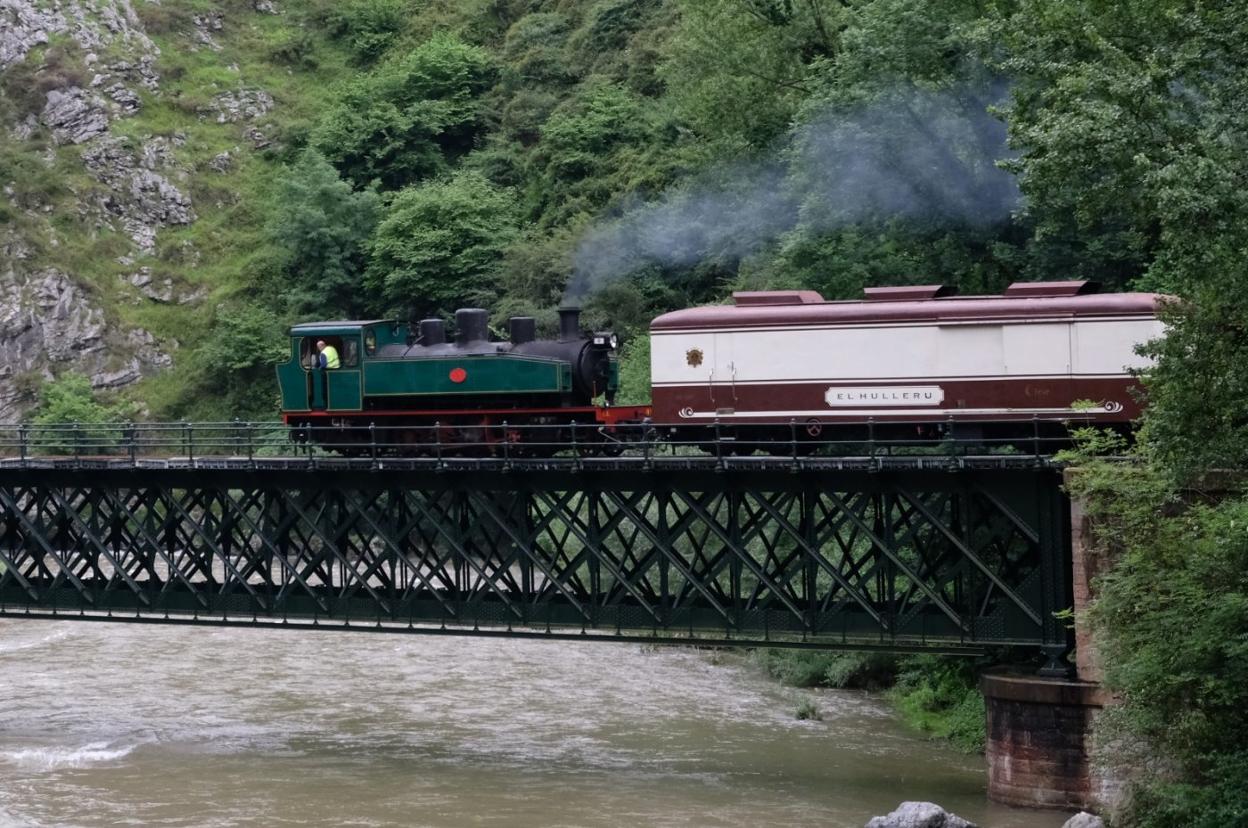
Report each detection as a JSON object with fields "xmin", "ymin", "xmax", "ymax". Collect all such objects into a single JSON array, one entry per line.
[{"xmin": 651, "ymin": 289, "xmax": 1167, "ymax": 331}]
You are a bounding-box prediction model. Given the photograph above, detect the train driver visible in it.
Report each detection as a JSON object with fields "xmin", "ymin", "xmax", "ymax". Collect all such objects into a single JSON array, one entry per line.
[{"xmin": 316, "ymin": 339, "xmax": 340, "ymax": 369}]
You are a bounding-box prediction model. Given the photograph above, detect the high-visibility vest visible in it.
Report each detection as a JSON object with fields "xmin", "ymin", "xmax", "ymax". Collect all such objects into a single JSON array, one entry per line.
[{"xmin": 322, "ymin": 345, "xmax": 340, "ymax": 369}]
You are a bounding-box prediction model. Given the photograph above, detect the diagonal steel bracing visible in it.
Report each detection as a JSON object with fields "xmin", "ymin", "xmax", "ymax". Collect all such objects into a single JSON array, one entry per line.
[{"xmin": 0, "ymin": 466, "xmax": 1071, "ymax": 653}]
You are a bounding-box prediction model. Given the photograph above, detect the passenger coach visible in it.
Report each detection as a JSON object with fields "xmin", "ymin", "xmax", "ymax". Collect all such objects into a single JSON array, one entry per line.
[{"xmin": 649, "ymin": 281, "xmax": 1165, "ymax": 442}]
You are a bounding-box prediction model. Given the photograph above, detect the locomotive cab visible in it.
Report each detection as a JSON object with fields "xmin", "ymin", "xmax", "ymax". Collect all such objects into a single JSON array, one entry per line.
[{"xmin": 277, "ymin": 320, "xmax": 405, "ymax": 413}]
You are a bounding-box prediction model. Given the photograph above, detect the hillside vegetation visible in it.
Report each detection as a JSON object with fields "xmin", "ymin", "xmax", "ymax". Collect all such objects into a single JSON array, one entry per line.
[
  {"xmin": 4, "ymin": 4, "xmax": 1248, "ymax": 822},
  {"xmin": 3, "ymin": 0, "xmax": 1243, "ymax": 432}
]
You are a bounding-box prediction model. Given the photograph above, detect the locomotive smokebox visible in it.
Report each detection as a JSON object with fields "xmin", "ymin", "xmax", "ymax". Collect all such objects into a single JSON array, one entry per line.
[
  {"xmin": 558, "ymin": 307, "xmax": 581, "ymax": 342},
  {"xmin": 455, "ymin": 308, "xmax": 489, "ymax": 345},
  {"xmin": 418, "ymin": 318, "xmax": 446, "ymax": 345},
  {"xmin": 509, "ymin": 316, "xmax": 536, "ymax": 345}
]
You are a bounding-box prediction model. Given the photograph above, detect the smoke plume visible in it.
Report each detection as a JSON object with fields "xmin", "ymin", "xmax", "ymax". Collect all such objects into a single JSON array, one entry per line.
[{"xmin": 566, "ymin": 83, "xmax": 1020, "ymax": 300}]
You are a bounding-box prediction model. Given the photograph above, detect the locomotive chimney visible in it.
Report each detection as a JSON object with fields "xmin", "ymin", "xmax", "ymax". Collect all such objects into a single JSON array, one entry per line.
[
  {"xmin": 509, "ymin": 316, "xmax": 536, "ymax": 345},
  {"xmin": 418, "ymin": 318, "xmax": 445, "ymax": 345},
  {"xmin": 454, "ymin": 308, "xmax": 489, "ymax": 345},
  {"xmin": 558, "ymin": 307, "xmax": 581, "ymax": 342}
]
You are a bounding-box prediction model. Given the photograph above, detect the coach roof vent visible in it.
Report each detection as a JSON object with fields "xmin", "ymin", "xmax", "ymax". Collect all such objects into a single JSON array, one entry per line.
[
  {"xmin": 863, "ymin": 285, "xmax": 957, "ymax": 301},
  {"xmin": 1004, "ymin": 280, "xmax": 1100, "ymax": 297},
  {"xmin": 732, "ymin": 290, "xmax": 825, "ymax": 306}
]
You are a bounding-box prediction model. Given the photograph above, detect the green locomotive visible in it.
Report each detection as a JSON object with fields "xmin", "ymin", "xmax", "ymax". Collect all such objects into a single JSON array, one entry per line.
[{"xmin": 277, "ymin": 307, "xmax": 649, "ymax": 452}]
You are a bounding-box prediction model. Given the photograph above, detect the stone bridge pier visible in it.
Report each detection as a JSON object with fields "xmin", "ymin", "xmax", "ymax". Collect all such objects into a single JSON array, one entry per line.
[{"xmin": 982, "ymin": 474, "xmax": 1117, "ymax": 812}]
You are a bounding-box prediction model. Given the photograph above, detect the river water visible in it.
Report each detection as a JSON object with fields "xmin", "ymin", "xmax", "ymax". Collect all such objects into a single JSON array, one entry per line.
[{"xmin": 0, "ymin": 620, "xmax": 1068, "ymax": 828}]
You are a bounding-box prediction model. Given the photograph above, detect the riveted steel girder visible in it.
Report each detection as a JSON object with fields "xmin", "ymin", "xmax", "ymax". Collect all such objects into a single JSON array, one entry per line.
[{"xmin": 0, "ymin": 466, "xmax": 1070, "ymax": 653}]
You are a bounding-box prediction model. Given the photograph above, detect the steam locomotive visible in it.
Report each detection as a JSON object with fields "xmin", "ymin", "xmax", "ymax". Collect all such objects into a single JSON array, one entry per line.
[
  {"xmin": 277, "ymin": 280, "xmax": 1165, "ymax": 453},
  {"xmin": 276, "ymin": 306, "xmax": 650, "ymax": 453}
]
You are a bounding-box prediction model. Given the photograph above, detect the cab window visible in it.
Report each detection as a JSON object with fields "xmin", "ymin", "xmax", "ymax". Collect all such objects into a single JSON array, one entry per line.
[
  {"xmin": 363, "ymin": 328, "xmax": 377, "ymax": 356},
  {"xmin": 298, "ymin": 337, "xmax": 319, "ymax": 368},
  {"xmin": 298, "ymin": 335, "xmax": 358, "ymax": 368},
  {"xmin": 342, "ymin": 338, "xmax": 360, "ymax": 367}
]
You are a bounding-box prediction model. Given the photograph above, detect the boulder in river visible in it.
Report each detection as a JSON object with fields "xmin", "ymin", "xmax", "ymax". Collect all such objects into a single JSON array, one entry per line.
[
  {"xmin": 1061, "ymin": 814, "xmax": 1105, "ymax": 828},
  {"xmin": 864, "ymin": 801, "xmax": 977, "ymax": 828}
]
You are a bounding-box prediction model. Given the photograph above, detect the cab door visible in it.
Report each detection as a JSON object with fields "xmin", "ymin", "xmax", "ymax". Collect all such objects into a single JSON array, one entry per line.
[
  {"xmin": 298, "ymin": 338, "xmax": 328, "ymax": 410},
  {"xmin": 325, "ymin": 337, "xmax": 362, "ymax": 411}
]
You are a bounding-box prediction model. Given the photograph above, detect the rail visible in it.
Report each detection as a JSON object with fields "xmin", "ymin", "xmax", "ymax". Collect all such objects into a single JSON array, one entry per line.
[{"xmin": 0, "ymin": 418, "xmax": 1074, "ymax": 470}]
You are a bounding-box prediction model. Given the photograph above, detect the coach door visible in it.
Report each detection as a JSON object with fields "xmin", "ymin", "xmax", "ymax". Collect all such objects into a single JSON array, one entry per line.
[
  {"xmin": 711, "ymin": 333, "xmax": 737, "ymax": 414},
  {"xmin": 1003, "ymin": 323, "xmax": 1073, "ymax": 412}
]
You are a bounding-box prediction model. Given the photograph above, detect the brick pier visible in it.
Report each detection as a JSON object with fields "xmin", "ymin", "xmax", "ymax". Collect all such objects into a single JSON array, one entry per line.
[{"xmin": 981, "ymin": 478, "xmax": 1116, "ymax": 811}]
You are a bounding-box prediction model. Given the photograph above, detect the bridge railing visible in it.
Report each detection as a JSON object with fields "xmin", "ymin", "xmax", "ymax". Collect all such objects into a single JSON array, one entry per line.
[{"xmin": 0, "ymin": 418, "xmax": 1080, "ymax": 465}]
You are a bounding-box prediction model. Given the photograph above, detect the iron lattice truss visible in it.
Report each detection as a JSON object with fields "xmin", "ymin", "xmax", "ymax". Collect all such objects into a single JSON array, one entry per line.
[{"xmin": 0, "ymin": 467, "xmax": 1070, "ymax": 653}]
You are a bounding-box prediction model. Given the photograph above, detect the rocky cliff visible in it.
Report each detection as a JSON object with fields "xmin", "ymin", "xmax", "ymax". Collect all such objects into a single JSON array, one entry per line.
[{"xmin": 0, "ymin": 0, "xmax": 279, "ymax": 419}]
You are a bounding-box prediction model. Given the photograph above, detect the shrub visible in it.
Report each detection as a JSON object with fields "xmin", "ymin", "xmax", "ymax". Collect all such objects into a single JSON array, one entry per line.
[
  {"xmin": 1068, "ymin": 460, "xmax": 1248, "ymax": 827},
  {"xmin": 751, "ymin": 649, "xmax": 898, "ymax": 690},
  {"xmin": 310, "ymin": 35, "xmax": 496, "ymax": 190},
  {"xmin": 325, "ymin": 0, "xmax": 408, "ymax": 61},
  {"xmin": 889, "ymin": 656, "xmax": 985, "ymax": 754},
  {"xmin": 794, "ymin": 698, "xmax": 822, "ymax": 721},
  {"xmin": 27, "ymin": 373, "xmax": 133, "ymax": 454}
]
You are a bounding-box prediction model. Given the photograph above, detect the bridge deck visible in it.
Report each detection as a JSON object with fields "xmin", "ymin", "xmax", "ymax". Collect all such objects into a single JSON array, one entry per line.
[{"xmin": 0, "ymin": 453, "xmax": 1060, "ymax": 473}]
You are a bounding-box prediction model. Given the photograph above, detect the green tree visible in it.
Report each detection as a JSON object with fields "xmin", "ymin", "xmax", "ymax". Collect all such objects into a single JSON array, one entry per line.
[
  {"xmin": 1068, "ymin": 462, "xmax": 1248, "ymax": 828},
  {"xmin": 265, "ymin": 150, "xmax": 379, "ymax": 319},
  {"xmin": 990, "ymin": 0, "xmax": 1248, "ymax": 474},
  {"xmin": 366, "ymin": 171, "xmax": 518, "ymax": 314},
  {"xmin": 527, "ymin": 81, "xmax": 669, "ymax": 226},
  {"xmin": 310, "ymin": 34, "xmax": 496, "ymax": 190},
  {"xmin": 659, "ymin": 0, "xmax": 843, "ymax": 153}
]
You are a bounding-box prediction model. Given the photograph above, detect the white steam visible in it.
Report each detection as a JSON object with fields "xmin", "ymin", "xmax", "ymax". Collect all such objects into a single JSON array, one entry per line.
[{"xmin": 566, "ymin": 83, "xmax": 1019, "ymax": 300}]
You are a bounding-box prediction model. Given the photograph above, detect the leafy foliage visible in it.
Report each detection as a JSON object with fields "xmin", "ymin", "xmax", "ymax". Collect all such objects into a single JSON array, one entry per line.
[
  {"xmin": 888, "ymin": 656, "xmax": 985, "ymax": 754},
  {"xmin": 309, "ymin": 35, "xmax": 496, "ymax": 190},
  {"xmin": 366, "ymin": 171, "xmax": 518, "ymax": 315},
  {"xmin": 28, "ymin": 374, "xmax": 133, "ymax": 454},
  {"xmin": 1066, "ymin": 461, "xmax": 1248, "ymax": 827},
  {"xmin": 322, "ymin": 0, "xmax": 409, "ymax": 62},
  {"xmin": 192, "ymin": 305, "xmax": 291, "ymax": 417},
  {"xmin": 264, "ymin": 150, "xmax": 379, "ymax": 319}
]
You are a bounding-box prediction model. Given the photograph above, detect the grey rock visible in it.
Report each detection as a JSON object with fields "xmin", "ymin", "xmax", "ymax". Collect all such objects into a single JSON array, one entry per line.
[
  {"xmin": 103, "ymin": 81, "xmax": 141, "ymax": 114},
  {"xmin": 253, "ymin": 0, "xmax": 279, "ymax": 13},
  {"xmin": 1061, "ymin": 814, "xmax": 1104, "ymax": 828},
  {"xmin": 82, "ymin": 136, "xmax": 195, "ymax": 253},
  {"xmin": 0, "ymin": 267, "xmax": 169, "ymax": 418},
  {"xmin": 207, "ymin": 151, "xmax": 234, "ymax": 173},
  {"xmin": 244, "ymin": 125, "xmax": 270, "ymax": 149},
  {"xmin": 0, "ymin": 0, "xmax": 63, "ymax": 69},
  {"xmin": 192, "ymin": 12, "xmax": 223, "ymax": 50},
  {"xmin": 105, "ymin": 55, "xmax": 160, "ymax": 90},
  {"xmin": 41, "ymin": 87, "xmax": 109, "ymax": 144},
  {"xmin": 208, "ymin": 88, "xmax": 274, "ymax": 123},
  {"xmin": 11, "ymin": 113, "xmax": 39, "ymax": 140},
  {"xmin": 865, "ymin": 802, "xmax": 977, "ymax": 828},
  {"xmin": 1, "ymin": 0, "xmax": 158, "ymax": 72}
]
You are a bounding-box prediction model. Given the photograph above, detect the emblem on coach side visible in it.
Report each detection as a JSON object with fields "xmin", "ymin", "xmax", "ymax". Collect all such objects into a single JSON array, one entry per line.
[{"xmin": 686, "ymin": 348, "xmax": 703, "ymax": 367}]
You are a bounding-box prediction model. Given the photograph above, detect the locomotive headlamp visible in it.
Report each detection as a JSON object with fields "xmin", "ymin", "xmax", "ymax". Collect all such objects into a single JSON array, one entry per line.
[{"xmin": 592, "ymin": 332, "xmax": 620, "ymax": 350}]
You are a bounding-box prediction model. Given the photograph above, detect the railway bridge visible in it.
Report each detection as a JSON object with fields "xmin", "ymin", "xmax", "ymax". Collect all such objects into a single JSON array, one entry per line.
[
  {"xmin": 0, "ymin": 422, "xmax": 1071, "ymax": 662},
  {"xmin": 0, "ymin": 421, "xmax": 1105, "ymax": 809}
]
